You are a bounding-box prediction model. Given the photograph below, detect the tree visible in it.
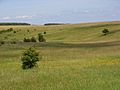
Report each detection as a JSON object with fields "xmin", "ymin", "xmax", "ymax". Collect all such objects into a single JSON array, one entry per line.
[
  {"xmin": 31, "ymin": 37, "xmax": 37, "ymax": 42},
  {"xmin": 102, "ymin": 28, "xmax": 109, "ymax": 35},
  {"xmin": 38, "ymin": 33, "xmax": 46, "ymax": 42},
  {"xmin": 21, "ymin": 47, "xmax": 39, "ymax": 69}
]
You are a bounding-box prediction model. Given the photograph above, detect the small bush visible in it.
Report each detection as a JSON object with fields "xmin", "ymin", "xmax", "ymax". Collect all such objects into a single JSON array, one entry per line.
[
  {"xmin": 13, "ymin": 31, "xmax": 16, "ymax": 33},
  {"xmin": 0, "ymin": 41, "xmax": 5, "ymax": 45},
  {"xmin": 31, "ymin": 37, "xmax": 37, "ymax": 42},
  {"xmin": 44, "ymin": 31, "xmax": 46, "ymax": 34},
  {"xmin": 9, "ymin": 28, "xmax": 13, "ymax": 31},
  {"xmin": 21, "ymin": 47, "xmax": 39, "ymax": 69},
  {"xmin": 102, "ymin": 28, "xmax": 109, "ymax": 35},
  {"xmin": 38, "ymin": 33, "xmax": 46, "ymax": 42},
  {"xmin": 4, "ymin": 36, "xmax": 8, "ymax": 39},
  {"xmin": 27, "ymin": 30, "xmax": 30, "ymax": 32},
  {"xmin": 11, "ymin": 41, "xmax": 16, "ymax": 44},
  {"xmin": 24, "ymin": 38, "xmax": 31, "ymax": 42}
]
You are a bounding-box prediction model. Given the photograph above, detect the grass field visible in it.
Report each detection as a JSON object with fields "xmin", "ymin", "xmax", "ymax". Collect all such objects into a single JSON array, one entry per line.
[{"xmin": 0, "ymin": 21, "xmax": 120, "ymax": 90}]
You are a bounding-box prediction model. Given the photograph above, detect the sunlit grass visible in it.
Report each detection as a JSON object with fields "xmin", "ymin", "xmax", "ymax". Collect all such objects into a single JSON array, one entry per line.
[{"xmin": 0, "ymin": 21, "xmax": 120, "ymax": 90}]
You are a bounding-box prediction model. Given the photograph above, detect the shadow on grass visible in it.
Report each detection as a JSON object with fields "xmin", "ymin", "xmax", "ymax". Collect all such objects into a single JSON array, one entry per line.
[{"xmin": 39, "ymin": 40, "xmax": 120, "ymax": 48}]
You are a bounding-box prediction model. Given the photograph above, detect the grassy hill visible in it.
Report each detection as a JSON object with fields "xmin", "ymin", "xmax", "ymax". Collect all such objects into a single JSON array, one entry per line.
[{"xmin": 0, "ymin": 21, "xmax": 120, "ymax": 90}]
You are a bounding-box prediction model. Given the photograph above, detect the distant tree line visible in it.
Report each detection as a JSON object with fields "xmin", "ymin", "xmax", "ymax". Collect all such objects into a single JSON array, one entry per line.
[
  {"xmin": 0, "ymin": 23, "xmax": 31, "ymax": 26},
  {"xmin": 44, "ymin": 23, "xmax": 65, "ymax": 26}
]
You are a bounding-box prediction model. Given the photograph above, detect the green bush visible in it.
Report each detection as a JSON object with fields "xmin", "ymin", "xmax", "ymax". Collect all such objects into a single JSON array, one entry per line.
[
  {"xmin": 102, "ymin": 28, "xmax": 109, "ymax": 35},
  {"xmin": 38, "ymin": 33, "xmax": 46, "ymax": 42},
  {"xmin": 10, "ymin": 41, "xmax": 16, "ymax": 44},
  {"xmin": 23, "ymin": 38, "xmax": 31, "ymax": 42},
  {"xmin": 31, "ymin": 37, "xmax": 37, "ymax": 42},
  {"xmin": 27, "ymin": 30, "xmax": 30, "ymax": 32},
  {"xmin": 13, "ymin": 31, "xmax": 16, "ymax": 33},
  {"xmin": 21, "ymin": 47, "xmax": 40, "ymax": 69},
  {"xmin": 44, "ymin": 31, "xmax": 46, "ymax": 34},
  {"xmin": 0, "ymin": 41, "xmax": 5, "ymax": 45},
  {"xmin": 23, "ymin": 37, "xmax": 37, "ymax": 42}
]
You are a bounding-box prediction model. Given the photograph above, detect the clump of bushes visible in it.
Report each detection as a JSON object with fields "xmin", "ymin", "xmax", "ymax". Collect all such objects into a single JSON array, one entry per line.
[
  {"xmin": 23, "ymin": 37, "xmax": 37, "ymax": 42},
  {"xmin": 21, "ymin": 47, "xmax": 40, "ymax": 69},
  {"xmin": 23, "ymin": 32, "xmax": 46, "ymax": 43},
  {"xmin": 102, "ymin": 28, "xmax": 109, "ymax": 35},
  {"xmin": 10, "ymin": 41, "xmax": 17, "ymax": 44}
]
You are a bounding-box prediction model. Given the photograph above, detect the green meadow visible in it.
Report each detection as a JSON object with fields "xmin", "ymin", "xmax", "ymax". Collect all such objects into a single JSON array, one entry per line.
[{"xmin": 0, "ymin": 21, "xmax": 120, "ymax": 90}]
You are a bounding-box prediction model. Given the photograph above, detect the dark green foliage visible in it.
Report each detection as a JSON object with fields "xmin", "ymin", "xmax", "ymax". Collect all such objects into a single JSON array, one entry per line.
[
  {"xmin": 44, "ymin": 23, "xmax": 64, "ymax": 26},
  {"xmin": 0, "ymin": 41, "xmax": 5, "ymax": 45},
  {"xmin": 0, "ymin": 23, "xmax": 31, "ymax": 26},
  {"xmin": 21, "ymin": 47, "xmax": 39, "ymax": 69},
  {"xmin": 31, "ymin": 37, "xmax": 37, "ymax": 42},
  {"xmin": 9, "ymin": 28, "xmax": 13, "ymax": 31},
  {"xmin": 0, "ymin": 28, "xmax": 13, "ymax": 34},
  {"xmin": 13, "ymin": 31, "xmax": 16, "ymax": 33},
  {"xmin": 38, "ymin": 33, "xmax": 46, "ymax": 42},
  {"xmin": 4, "ymin": 36, "xmax": 8, "ymax": 39},
  {"xmin": 27, "ymin": 30, "xmax": 30, "ymax": 32},
  {"xmin": 10, "ymin": 41, "xmax": 16, "ymax": 44},
  {"xmin": 24, "ymin": 38, "xmax": 31, "ymax": 42},
  {"xmin": 102, "ymin": 28, "xmax": 109, "ymax": 35},
  {"xmin": 24, "ymin": 37, "xmax": 37, "ymax": 42},
  {"xmin": 44, "ymin": 31, "xmax": 46, "ymax": 34}
]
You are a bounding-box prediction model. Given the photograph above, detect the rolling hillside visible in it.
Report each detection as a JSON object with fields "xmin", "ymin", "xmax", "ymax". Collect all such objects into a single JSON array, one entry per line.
[{"xmin": 0, "ymin": 21, "xmax": 120, "ymax": 90}]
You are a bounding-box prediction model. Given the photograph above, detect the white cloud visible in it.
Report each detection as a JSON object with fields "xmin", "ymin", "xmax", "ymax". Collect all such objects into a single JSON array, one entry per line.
[
  {"xmin": 0, "ymin": 15, "xmax": 34, "ymax": 20},
  {"xmin": 2, "ymin": 16, "xmax": 11, "ymax": 20},
  {"xmin": 15, "ymin": 15, "xmax": 33, "ymax": 19}
]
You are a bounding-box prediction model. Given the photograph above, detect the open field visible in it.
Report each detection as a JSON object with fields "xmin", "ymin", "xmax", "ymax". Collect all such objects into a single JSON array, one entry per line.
[{"xmin": 0, "ymin": 21, "xmax": 120, "ymax": 90}]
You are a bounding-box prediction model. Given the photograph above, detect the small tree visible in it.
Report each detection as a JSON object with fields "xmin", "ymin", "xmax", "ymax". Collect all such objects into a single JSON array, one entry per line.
[
  {"xmin": 21, "ymin": 47, "xmax": 39, "ymax": 69},
  {"xmin": 31, "ymin": 37, "xmax": 37, "ymax": 42},
  {"xmin": 44, "ymin": 31, "xmax": 46, "ymax": 34},
  {"xmin": 38, "ymin": 33, "xmax": 46, "ymax": 42},
  {"xmin": 102, "ymin": 28, "xmax": 109, "ymax": 35}
]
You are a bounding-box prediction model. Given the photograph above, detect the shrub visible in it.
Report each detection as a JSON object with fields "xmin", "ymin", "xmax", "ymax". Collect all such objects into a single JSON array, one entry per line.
[
  {"xmin": 27, "ymin": 30, "xmax": 29, "ymax": 32},
  {"xmin": 0, "ymin": 41, "xmax": 5, "ymax": 45},
  {"xmin": 31, "ymin": 37, "xmax": 37, "ymax": 42},
  {"xmin": 9, "ymin": 28, "xmax": 13, "ymax": 31},
  {"xmin": 21, "ymin": 47, "xmax": 39, "ymax": 69},
  {"xmin": 13, "ymin": 31, "xmax": 16, "ymax": 33},
  {"xmin": 4, "ymin": 36, "xmax": 8, "ymax": 39},
  {"xmin": 11, "ymin": 41, "xmax": 16, "ymax": 44},
  {"xmin": 38, "ymin": 33, "xmax": 46, "ymax": 42},
  {"xmin": 102, "ymin": 28, "xmax": 109, "ymax": 35},
  {"xmin": 44, "ymin": 31, "xmax": 46, "ymax": 34},
  {"xmin": 24, "ymin": 38, "xmax": 31, "ymax": 42}
]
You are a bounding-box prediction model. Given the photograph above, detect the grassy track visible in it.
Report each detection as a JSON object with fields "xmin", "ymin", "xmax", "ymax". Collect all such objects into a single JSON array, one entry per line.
[{"xmin": 0, "ymin": 21, "xmax": 120, "ymax": 90}]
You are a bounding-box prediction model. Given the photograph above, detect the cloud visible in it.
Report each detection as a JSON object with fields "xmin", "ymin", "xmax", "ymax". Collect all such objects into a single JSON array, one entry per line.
[
  {"xmin": 15, "ymin": 15, "xmax": 33, "ymax": 19},
  {"xmin": 0, "ymin": 15, "xmax": 34, "ymax": 21},
  {"xmin": 2, "ymin": 16, "xmax": 11, "ymax": 20}
]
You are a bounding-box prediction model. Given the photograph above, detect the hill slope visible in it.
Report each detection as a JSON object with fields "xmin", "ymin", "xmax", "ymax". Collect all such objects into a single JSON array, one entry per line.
[
  {"xmin": 0, "ymin": 21, "xmax": 120, "ymax": 42},
  {"xmin": 0, "ymin": 21, "xmax": 120, "ymax": 90}
]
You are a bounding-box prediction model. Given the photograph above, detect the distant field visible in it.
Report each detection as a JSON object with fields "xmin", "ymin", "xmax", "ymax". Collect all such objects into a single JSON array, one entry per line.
[{"xmin": 0, "ymin": 21, "xmax": 120, "ymax": 90}]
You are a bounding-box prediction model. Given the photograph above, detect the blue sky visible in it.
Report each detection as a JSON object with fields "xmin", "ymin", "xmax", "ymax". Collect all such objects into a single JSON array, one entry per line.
[{"xmin": 0, "ymin": 0, "xmax": 120, "ymax": 24}]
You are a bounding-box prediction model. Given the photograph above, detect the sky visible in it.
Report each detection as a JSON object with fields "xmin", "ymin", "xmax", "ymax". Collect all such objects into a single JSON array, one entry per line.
[{"xmin": 0, "ymin": 0, "xmax": 120, "ymax": 24}]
